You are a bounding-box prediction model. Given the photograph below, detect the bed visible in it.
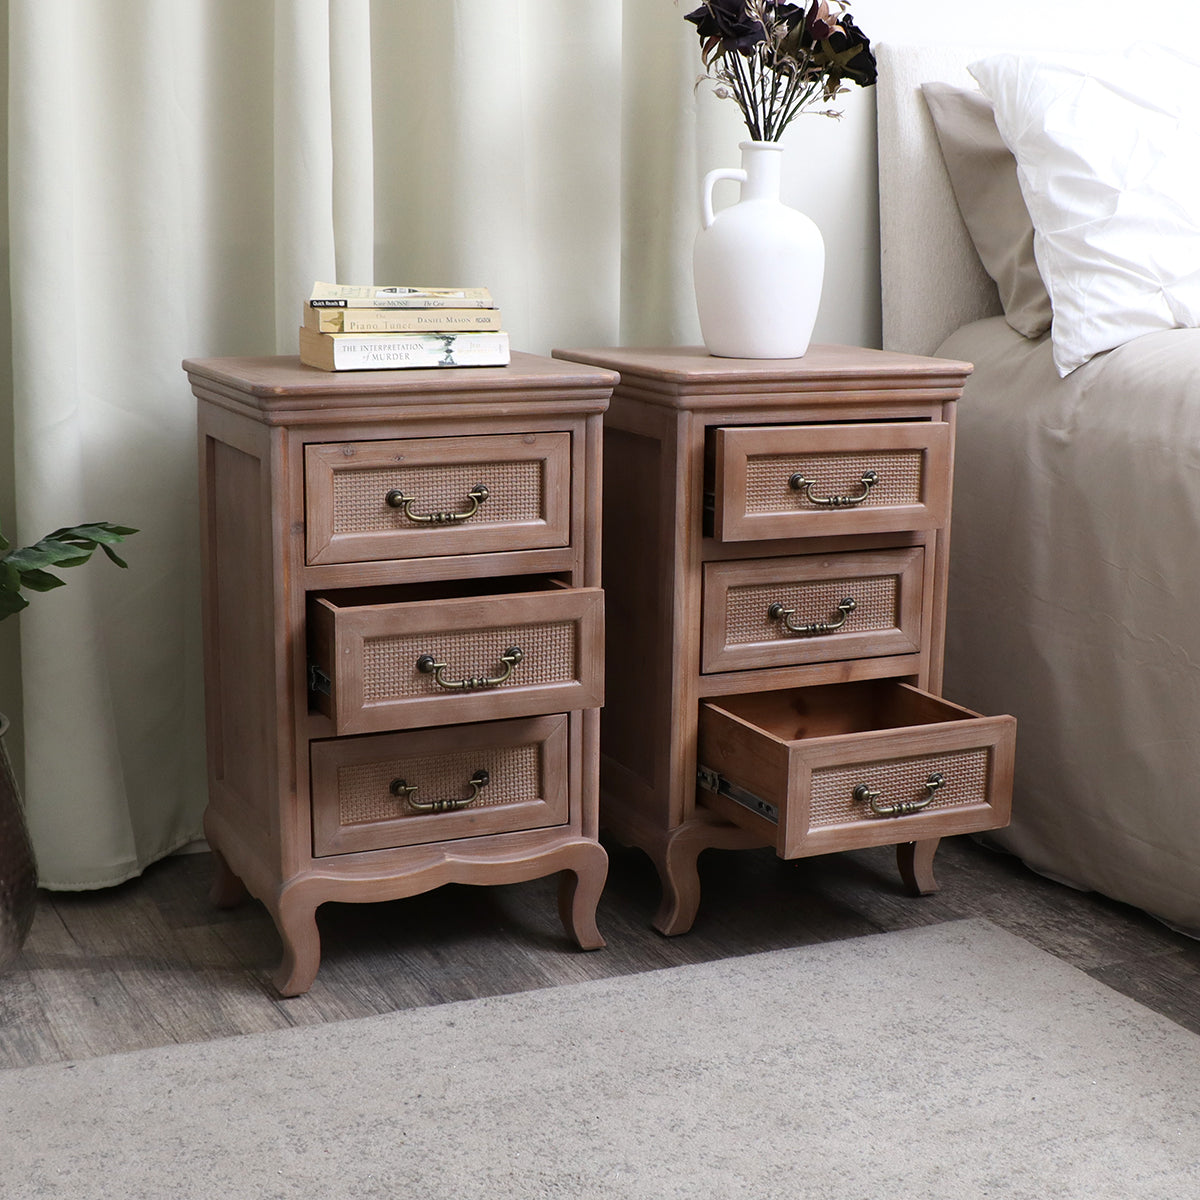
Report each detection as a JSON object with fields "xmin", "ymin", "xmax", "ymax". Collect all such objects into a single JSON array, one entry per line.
[{"xmin": 876, "ymin": 43, "xmax": 1200, "ymax": 936}]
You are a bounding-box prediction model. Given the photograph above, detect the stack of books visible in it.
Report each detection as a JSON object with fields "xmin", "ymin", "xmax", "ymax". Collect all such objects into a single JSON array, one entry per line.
[{"xmin": 299, "ymin": 282, "xmax": 510, "ymax": 371}]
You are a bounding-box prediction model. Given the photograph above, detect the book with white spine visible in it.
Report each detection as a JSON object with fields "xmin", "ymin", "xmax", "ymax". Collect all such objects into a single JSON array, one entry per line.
[
  {"xmin": 298, "ymin": 326, "xmax": 511, "ymax": 372},
  {"xmin": 309, "ymin": 281, "xmax": 496, "ymax": 309}
]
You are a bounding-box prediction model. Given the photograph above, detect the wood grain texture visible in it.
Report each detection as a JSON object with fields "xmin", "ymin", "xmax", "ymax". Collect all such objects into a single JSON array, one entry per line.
[
  {"xmin": 554, "ymin": 344, "xmax": 1001, "ymax": 934},
  {"xmin": 190, "ymin": 355, "xmax": 611, "ymax": 994},
  {"xmin": 309, "ymin": 714, "xmax": 570, "ymax": 855},
  {"xmin": 700, "ymin": 548, "xmax": 924, "ymax": 674},
  {"xmin": 712, "ymin": 420, "xmax": 952, "ymax": 542},
  {"xmin": 309, "ymin": 585, "xmax": 604, "ymax": 735},
  {"xmin": 304, "ymin": 431, "xmax": 572, "ymax": 565},
  {"xmin": 553, "ymin": 345, "xmax": 972, "ymax": 401},
  {"xmin": 5, "ymin": 834, "xmax": 1199, "ymax": 1068}
]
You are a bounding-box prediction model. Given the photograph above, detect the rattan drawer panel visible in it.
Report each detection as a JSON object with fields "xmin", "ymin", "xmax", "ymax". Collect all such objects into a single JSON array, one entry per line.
[
  {"xmin": 308, "ymin": 585, "xmax": 604, "ymax": 735},
  {"xmin": 697, "ymin": 681, "xmax": 1014, "ymax": 859},
  {"xmin": 710, "ymin": 422, "xmax": 951, "ymax": 542},
  {"xmin": 311, "ymin": 714, "xmax": 570, "ymax": 854},
  {"xmin": 305, "ymin": 432, "xmax": 571, "ymax": 564},
  {"xmin": 809, "ymin": 747, "xmax": 989, "ymax": 828},
  {"xmin": 701, "ymin": 548, "xmax": 924, "ymax": 674}
]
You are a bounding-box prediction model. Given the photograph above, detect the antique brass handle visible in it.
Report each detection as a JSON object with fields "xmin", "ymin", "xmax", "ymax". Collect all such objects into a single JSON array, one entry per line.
[
  {"xmin": 389, "ymin": 768, "xmax": 490, "ymax": 813},
  {"xmin": 854, "ymin": 772, "xmax": 945, "ymax": 817},
  {"xmin": 768, "ymin": 596, "xmax": 856, "ymax": 637},
  {"xmin": 384, "ymin": 482, "xmax": 489, "ymax": 524},
  {"xmin": 416, "ymin": 646, "xmax": 524, "ymax": 690},
  {"xmin": 789, "ymin": 469, "xmax": 879, "ymax": 508}
]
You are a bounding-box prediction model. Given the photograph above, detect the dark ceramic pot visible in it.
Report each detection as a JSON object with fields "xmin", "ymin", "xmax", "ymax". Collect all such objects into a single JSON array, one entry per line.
[{"xmin": 0, "ymin": 714, "xmax": 37, "ymax": 967}]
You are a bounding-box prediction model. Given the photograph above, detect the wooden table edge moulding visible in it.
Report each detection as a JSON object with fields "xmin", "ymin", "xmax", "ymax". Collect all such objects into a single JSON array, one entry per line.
[
  {"xmin": 550, "ymin": 344, "xmax": 1016, "ymax": 936},
  {"xmin": 186, "ymin": 352, "xmax": 617, "ymax": 994}
]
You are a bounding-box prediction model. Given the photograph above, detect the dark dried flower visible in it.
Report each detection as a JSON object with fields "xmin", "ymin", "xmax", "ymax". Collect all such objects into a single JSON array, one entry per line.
[
  {"xmin": 686, "ymin": 0, "xmax": 875, "ymax": 140},
  {"xmin": 813, "ymin": 12, "xmax": 876, "ymax": 89},
  {"xmin": 684, "ymin": 0, "xmax": 767, "ymax": 56},
  {"xmin": 805, "ymin": 0, "xmax": 836, "ymax": 42}
]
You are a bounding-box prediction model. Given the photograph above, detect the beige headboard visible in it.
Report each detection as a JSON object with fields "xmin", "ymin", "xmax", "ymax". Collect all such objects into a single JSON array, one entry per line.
[{"xmin": 876, "ymin": 44, "xmax": 1002, "ymax": 355}]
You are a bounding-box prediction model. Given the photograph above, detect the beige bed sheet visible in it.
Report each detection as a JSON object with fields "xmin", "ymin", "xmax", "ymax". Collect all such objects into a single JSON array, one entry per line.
[{"xmin": 938, "ymin": 316, "xmax": 1200, "ymax": 936}]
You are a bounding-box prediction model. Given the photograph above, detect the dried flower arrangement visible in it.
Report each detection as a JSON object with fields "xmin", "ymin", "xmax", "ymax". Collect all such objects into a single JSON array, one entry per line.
[{"xmin": 685, "ymin": 0, "xmax": 877, "ymax": 141}]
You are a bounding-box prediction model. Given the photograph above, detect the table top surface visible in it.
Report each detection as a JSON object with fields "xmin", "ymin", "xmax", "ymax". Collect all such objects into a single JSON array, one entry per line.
[{"xmin": 553, "ymin": 344, "xmax": 972, "ymax": 384}]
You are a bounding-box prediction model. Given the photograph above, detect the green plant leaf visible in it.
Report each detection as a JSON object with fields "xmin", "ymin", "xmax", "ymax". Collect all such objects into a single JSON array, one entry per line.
[
  {"xmin": 17, "ymin": 568, "xmax": 66, "ymax": 592},
  {"xmin": 0, "ymin": 519, "xmax": 136, "ymax": 620},
  {"xmin": 71, "ymin": 522, "xmax": 138, "ymax": 544},
  {"xmin": 6, "ymin": 543, "xmax": 92, "ymax": 571},
  {"xmin": 0, "ymin": 590, "xmax": 28, "ymax": 618}
]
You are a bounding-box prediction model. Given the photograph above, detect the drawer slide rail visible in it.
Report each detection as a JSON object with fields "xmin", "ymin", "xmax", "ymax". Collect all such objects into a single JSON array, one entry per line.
[{"xmin": 697, "ymin": 765, "xmax": 779, "ymax": 825}]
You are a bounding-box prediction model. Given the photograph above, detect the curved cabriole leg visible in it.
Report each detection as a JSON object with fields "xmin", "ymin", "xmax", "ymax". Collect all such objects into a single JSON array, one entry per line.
[
  {"xmin": 652, "ymin": 817, "xmax": 769, "ymax": 936},
  {"xmin": 897, "ymin": 837, "xmax": 941, "ymax": 895},
  {"xmin": 653, "ymin": 827, "xmax": 707, "ymax": 936},
  {"xmin": 271, "ymin": 889, "xmax": 322, "ymax": 997},
  {"xmin": 557, "ymin": 842, "xmax": 608, "ymax": 950},
  {"xmin": 208, "ymin": 846, "xmax": 249, "ymax": 909}
]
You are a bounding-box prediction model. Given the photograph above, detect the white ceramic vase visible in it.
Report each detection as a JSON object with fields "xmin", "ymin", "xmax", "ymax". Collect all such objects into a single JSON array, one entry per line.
[{"xmin": 693, "ymin": 141, "xmax": 825, "ymax": 359}]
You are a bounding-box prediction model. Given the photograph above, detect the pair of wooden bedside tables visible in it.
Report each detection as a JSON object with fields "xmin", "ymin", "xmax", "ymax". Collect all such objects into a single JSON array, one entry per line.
[{"xmin": 184, "ymin": 345, "xmax": 1015, "ymax": 995}]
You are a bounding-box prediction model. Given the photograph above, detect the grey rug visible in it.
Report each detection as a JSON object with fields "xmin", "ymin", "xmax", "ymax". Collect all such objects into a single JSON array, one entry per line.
[{"xmin": 1, "ymin": 919, "xmax": 1198, "ymax": 1199}]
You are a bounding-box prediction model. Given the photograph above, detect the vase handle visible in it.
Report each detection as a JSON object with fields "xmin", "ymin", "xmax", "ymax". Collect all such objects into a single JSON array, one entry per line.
[{"xmin": 701, "ymin": 167, "xmax": 748, "ymax": 229}]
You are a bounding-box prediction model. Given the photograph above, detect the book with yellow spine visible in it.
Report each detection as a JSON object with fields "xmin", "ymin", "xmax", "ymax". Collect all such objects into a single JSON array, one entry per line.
[{"xmin": 303, "ymin": 303, "xmax": 503, "ymax": 334}]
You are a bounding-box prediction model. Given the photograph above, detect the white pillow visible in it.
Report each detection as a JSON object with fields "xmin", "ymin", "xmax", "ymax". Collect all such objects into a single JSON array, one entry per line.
[{"xmin": 969, "ymin": 47, "xmax": 1200, "ymax": 376}]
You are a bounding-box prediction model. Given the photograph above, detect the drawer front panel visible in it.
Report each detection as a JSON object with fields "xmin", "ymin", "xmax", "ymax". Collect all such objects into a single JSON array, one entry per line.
[
  {"xmin": 309, "ymin": 586, "xmax": 604, "ymax": 734},
  {"xmin": 701, "ymin": 548, "xmax": 924, "ymax": 674},
  {"xmin": 697, "ymin": 681, "xmax": 1015, "ymax": 859},
  {"xmin": 311, "ymin": 714, "xmax": 570, "ymax": 854},
  {"xmin": 305, "ymin": 432, "xmax": 571, "ymax": 564},
  {"xmin": 810, "ymin": 747, "xmax": 990, "ymax": 829},
  {"xmin": 363, "ymin": 621, "xmax": 573, "ymax": 701},
  {"xmin": 712, "ymin": 422, "xmax": 951, "ymax": 542}
]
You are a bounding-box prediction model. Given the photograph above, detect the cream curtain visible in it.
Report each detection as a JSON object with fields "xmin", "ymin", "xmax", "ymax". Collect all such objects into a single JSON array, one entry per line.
[{"xmin": 1, "ymin": 0, "xmax": 711, "ymax": 889}]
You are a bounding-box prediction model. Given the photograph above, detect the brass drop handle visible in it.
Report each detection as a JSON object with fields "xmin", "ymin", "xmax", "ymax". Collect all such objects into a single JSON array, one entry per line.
[
  {"xmin": 390, "ymin": 769, "xmax": 490, "ymax": 813},
  {"xmin": 768, "ymin": 597, "xmax": 856, "ymax": 637},
  {"xmin": 789, "ymin": 469, "xmax": 879, "ymax": 508},
  {"xmin": 854, "ymin": 772, "xmax": 945, "ymax": 817},
  {"xmin": 385, "ymin": 482, "xmax": 489, "ymax": 524},
  {"xmin": 416, "ymin": 646, "xmax": 524, "ymax": 690}
]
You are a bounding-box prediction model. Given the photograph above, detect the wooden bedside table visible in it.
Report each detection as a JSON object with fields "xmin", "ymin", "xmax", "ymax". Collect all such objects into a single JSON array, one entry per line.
[
  {"xmin": 552, "ymin": 345, "xmax": 1015, "ymax": 935},
  {"xmin": 185, "ymin": 352, "xmax": 615, "ymax": 995}
]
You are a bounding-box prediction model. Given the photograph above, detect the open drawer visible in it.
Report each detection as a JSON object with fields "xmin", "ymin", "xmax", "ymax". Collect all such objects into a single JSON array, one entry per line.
[
  {"xmin": 697, "ymin": 680, "xmax": 1014, "ymax": 858},
  {"xmin": 308, "ymin": 579, "xmax": 603, "ymax": 735}
]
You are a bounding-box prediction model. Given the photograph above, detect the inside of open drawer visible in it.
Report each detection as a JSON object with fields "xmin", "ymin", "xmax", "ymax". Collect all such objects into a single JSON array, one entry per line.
[
  {"xmin": 708, "ymin": 681, "xmax": 963, "ymax": 742},
  {"xmin": 312, "ymin": 573, "xmax": 568, "ymax": 609}
]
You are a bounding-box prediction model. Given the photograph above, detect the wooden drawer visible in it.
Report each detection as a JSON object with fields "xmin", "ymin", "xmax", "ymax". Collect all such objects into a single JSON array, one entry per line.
[
  {"xmin": 308, "ymin": 582, "xmax": 603, "ymax": 735},
  {"xmin": 710, "ymin": 422, "xmax": 951, "ymax": 542},
  {"xmin": 697, "ymin": 681, "xmax": 1014, "ymax": 858},
  {"xmin": 701, "ymin": 548, "xmax": 924, "ymax": 674},
  {"xmin": 310, "ymin": 714, "xmax": 570, "ymax": 855},
  {"xmin": 305, "ymin": 432, "xmax": 571, "ymax": 565}
]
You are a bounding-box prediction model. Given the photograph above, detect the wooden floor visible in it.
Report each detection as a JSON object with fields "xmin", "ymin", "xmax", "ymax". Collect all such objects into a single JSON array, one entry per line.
[{"xmin": 3, "ymin": 834, "xmax": 1200, "ymax": 1068}]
